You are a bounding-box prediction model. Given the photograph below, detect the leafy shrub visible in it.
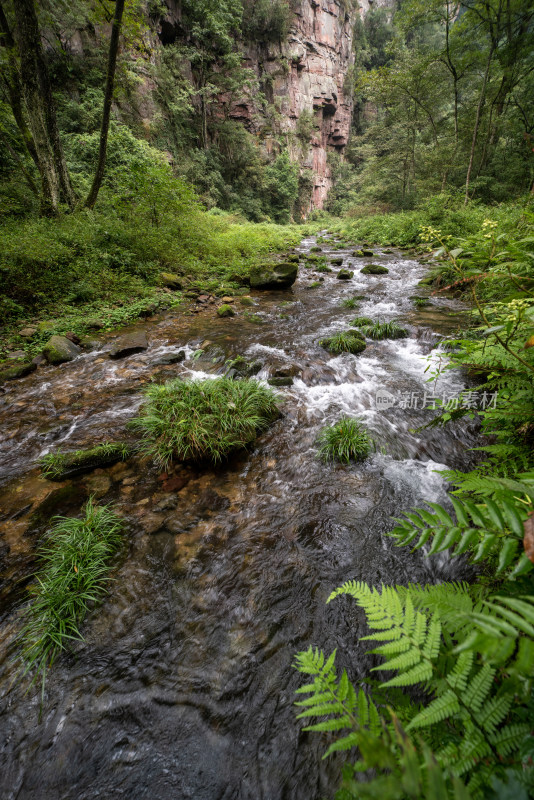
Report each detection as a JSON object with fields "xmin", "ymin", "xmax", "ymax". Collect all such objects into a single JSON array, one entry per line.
[
  {"xmin": 317, "ymin": 417, "xmax": 372, "ymax": 464},
  {"xmin": 131, "ymin": 377, "xmax": 280, "ymax": 467},
  {"xmin": 319, "ymin": 331, "xmax": 366, "ymax": 355},
  {"xmin": 18, "ymin": 498, "xmax": 124, "ymax": 693},
  {"xmin": 358, "ymin": 320, "xmax": 408, "ymax": 340}
]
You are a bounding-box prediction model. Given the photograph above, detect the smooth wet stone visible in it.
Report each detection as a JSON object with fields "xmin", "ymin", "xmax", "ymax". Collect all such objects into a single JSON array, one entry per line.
[
  {"xmin": 109, "ymin": 330, "xmax": 148, "ymax": 359},
  {"xmin": 160, "ymin": 272, "xmax": 183, "ymax": 290},
  {"xmin": 361, "ymin": 265, "xmax": 389, "ymax": 275},
  {"xmin": 337, "ymin": 269, "xmax": 354, "ymax": 280},
  {"xmin": 0, "ymin": 361, "xmax": 37, "ymax": 382},
  {"xmin": 43, "ymin": 335, "xmax": 81, "ymax": 364},
  {"xmin": 249, "ymin": 262, "xmax": 298, "ymax": 290},
  {"xmin": 84, "ymin": 474, "xmax": 111, "ymax": 498},
  {"xmin": 217, "ymin": 304, "xmax": 235, "ymax": 318},
  {"xmin": 268, "ymin": 377, "xmax": 293, "ymax": 387},
  {"xmin": 152, "ymin": 350, "xmax": 186, "ymax": 366}
]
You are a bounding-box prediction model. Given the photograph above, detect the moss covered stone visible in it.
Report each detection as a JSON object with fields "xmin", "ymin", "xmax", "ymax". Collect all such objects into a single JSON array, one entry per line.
[
  {"xmin": 249, "ymin": 262, "xmax": 298, "ymax": 289},
  {"xmin": 43, "ymin": 335, "xmax": 81, "ymax": 364},
  {"xmin": 40, "ymin": 442, "xmax": 132, "ymax": 480},
  {"xmin": 217, "ymin": 304, "xmax": 235, "ymax": 317},
  {"xmin": 361, "ymin": 265, "xmax": 389, "ymax": 275},
  {"xmin": 160, "ymin": 272, "xmax": 183, "ymax": 290},
  {"xmin": 0, "ymin": 361, "xmax": 37, "ymax": 382},
  {"xmin": 337, "ymin": 269, "xmax": 354, "ymax": 280}
]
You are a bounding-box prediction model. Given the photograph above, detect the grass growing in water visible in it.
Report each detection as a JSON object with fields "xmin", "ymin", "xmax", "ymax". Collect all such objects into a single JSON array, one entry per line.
[
  {"xmin": 40, "ymin": 442, "xmax": 131, "ymax": 480},
  {"xmin": 19, "ymin": 498, "xmax": 124, "ymax": 696},
  {"xmin": 319, "ymin": 331, "xmax": 366, "ymax": 355},
  {"xmin": 358, "ymin": 321, "xmax": 408, "ymax": 340},
  {"xmin": 351, "ymin": 316, "xmax": 373, "ymax": 327},
  {"xmin": 132, "ymin": 377, "xmax": 279, "ymax": 467},
  {"xmin": 317, "ymin": 418, "xmax": 372, "ymax": 464}
]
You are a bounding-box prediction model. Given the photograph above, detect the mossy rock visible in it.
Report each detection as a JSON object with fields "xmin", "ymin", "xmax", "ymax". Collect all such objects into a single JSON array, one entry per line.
[
  {"xmin": 306, "ymin": 281, "xmax": 322, "ymax": 289},
  {"xmin": 239, "ymin": 296, "xmax": 255, "ymax": 306},
  {"xmin": 40, "ymin": 442, "xmax": 132, "ymax": 481},
  {"xmin": 305, "ymin": 254, "xmax": 321, "ymax": 263},
  {"xmin": 224, "ymin": 355, "xmax": 262, "ymax": 378},
  {"xmin": 244, "ymin": 313, "xmax": 264, "ymax": 324},
  {"xmin": 315, "ymin": 264, "xmax": 332, "ymax": 273},
  {"xmin": 217, "ymin": 304, "xmax": 235, "ymax": 318},
  {"xmin": 249, "ymin": 262, "xmax": 298, "ymax": 289},
  {"xmin": 337, "ymin": 269, "xmax": 354, "ymax": 280},
  {"xmin": 285, "ymin": 254, "xmax": 300, "ymax": 263},
  {"xmin": 310, "ymin": 246, "xmax": 322, "ymax": 253},
  {"xmin": 330, "ymin": 257, "xmax": 344, "ymax": 266},
  {"xmin": 37, "ymin": 320, "xmax": 57, "ymax": 335},
  {"xmin": 160, "ymin": 272, "xmax": 183, "ymax": 290},
  {"xmin": 347, "ymin": 328, "xmax": 366, "ymax": 340},
  {"xmin": 43, "ymin": 335, "xmax": 81, "ymax": 364},
  {"xmin": 360, "ymin": 265, "xmax": 389, "ymax": 275},
  {"xmin": 352, "ymin": 250, "xmax": 364, "ymax": 257},
  {"xmin": 362, "ymin": 249, "xmax": 375, "ymax": 257},
  {"xmin": 0, "ymin": 361, "xmax": 37, "ymax": 383}
]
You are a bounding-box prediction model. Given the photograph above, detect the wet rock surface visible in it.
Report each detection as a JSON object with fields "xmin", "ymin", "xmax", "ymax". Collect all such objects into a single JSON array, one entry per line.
[
  {"xmin": 42, "ymin": 334, "xmax": 81, "ymax": 364},
  {"xmin": 109, "ymin": 330, "xmax": 148, "ymax": 359}
]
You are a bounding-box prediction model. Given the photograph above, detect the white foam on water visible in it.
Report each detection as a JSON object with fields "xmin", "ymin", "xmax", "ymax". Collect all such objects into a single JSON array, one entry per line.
[{"xmin": 379, "ymin": 454, "xmax": 450, "ymax": 504}]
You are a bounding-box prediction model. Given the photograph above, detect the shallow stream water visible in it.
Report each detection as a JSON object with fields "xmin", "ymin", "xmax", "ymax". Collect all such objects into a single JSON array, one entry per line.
[{"xmin": 0, "ymin": 235, "xmax": 479, "ymax": 799}]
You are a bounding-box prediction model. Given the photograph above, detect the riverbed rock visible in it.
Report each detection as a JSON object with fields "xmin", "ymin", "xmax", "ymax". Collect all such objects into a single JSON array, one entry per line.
[
  {"xmin": 249, "ymin": 262, "xmax": 298, "ymax": 290},
  {"xmin": 43, "ymin": 335, "xmax": 81, "ymax": 364},
  {"xmin": 109, "ymin": 330, "xmax": 148, "ymax": 359},
  {"xmin": 337, "ymin": 269, "xmax": 354, "ymax": 280},
  {"xmin": 362, "ymin": 249, "xmax": 375, "ymax": 257},
  {"xmin": 6, "ymin": 350, "xmax": 27, "ymax": 360},
  {"xmin": 160, "ymin": 272, "xmax": 183, "ymax": 290},
  {"xmin": 84, "ymin": 474, "xmax": 111, "ymax": 498},
  {"xmin": 19, "ymin": 327, "xmax": 37, "ymax": 338},
  {"xmin": 330, "ymin": 257, "xmax": 344, "ymax": 266},
  {"xmin": 217, "ymin": 304, "xmax": 235, "ymax": 318},
  {"xmin": 268, "ymin": 377, "xmax": 294, "ymax": 387},
  {"xmin": 0, "ymin": 361, "xmax": 37, "ymax": 382},
  {"xmin": 152, "ymin": 349, "xmax": 186, "ymax": 366},
  {"xmin": 239, "ymin": 296, "xmax": 255, "ymax": 306},
  {"xmin": 40, "ymin": 442, "xmax": 132, "ymax": 480},
  {"xmin": 361, "ymin": 265, "xmax": 389, "ymax": 275}
]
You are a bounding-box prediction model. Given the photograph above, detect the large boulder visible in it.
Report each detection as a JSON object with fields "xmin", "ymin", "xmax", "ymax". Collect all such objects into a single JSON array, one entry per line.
[
  {"xmin": 249, "ymin": 262, "xmax": 298, "ymax": 290},
  {"xmin": 109, "ymin": 330, "xmax": 148, "ymax": 359},
  {"xmin": 43, "ymin": 335, "xmax": 81, "ymax": 364}
]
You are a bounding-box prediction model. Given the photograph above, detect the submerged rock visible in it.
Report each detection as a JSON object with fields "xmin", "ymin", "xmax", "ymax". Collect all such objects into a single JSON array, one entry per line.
[
  {"xmin": 109, "ymin": 330, "xmax": 148, "ymax": 359},
  {"xmin": 361, "ymin": 264, "xmax": 389, "ymax": 275},
  {"xmin": 249, "ymin": 262, "xmax": 298, "ymax": 290},
  {"xmin": 43, "ymin": 334, "xmax": 81, "ymax": 364},
  {"xmin": 40, "ymin": 442, "xmax": 132, "ymax": 480}
]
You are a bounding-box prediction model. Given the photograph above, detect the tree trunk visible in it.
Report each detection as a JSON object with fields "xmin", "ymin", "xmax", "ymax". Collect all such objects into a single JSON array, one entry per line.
[
  {"xmin": 465, "ymin": 45, "xmax": 494, "ymax": 205},
  {"xmin": 0, "ymin": 1, "xmax": 40, "ymax": 171},
  {"xmin": 11, "ymin": 0, "xmax": 77, "ymax": 215},
  {"xmin": 85, "ymin": 0, "xmax": 126, "ymax": 210}
]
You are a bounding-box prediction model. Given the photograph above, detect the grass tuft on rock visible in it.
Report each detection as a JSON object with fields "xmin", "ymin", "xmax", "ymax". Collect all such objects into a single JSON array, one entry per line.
[
  {"xmin": 132, "ymin": 377, "xmax": 279, "ymax": 467},
  {"xmin": 317, "ymin": 417, "xmax": 372, "ymax": 464},
  {"xmin": 40, "ymin": 442, "xmax": 131, "ymax": 480},
  {"xmin": 351, "ymin": 316, "xmax": 374, "ymax": 327},
  {"xmin": 18, "ymin": 498, "xmax": 124, "ymax": 695},
  {"xmin": 358, "ymin": 321, "xmax": 408, "ymax": 340},
  {"xmin": 319, "ymin": 332, "xmax": 366, "ymax": 355}
]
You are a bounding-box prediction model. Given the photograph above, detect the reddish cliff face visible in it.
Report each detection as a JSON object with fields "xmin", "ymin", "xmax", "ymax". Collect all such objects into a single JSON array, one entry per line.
[{"xmin": 234, "ymin": 1, "xmax": 357, "ymax": 214}]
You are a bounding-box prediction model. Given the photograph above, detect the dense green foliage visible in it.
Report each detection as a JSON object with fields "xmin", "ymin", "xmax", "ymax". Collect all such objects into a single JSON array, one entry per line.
[
  {"xmin": 131, "ymin": 377, "xmax": 280, "ymax": 467},
  {"xmin": 329, "ymin": 1, "xmax": 534, "ymax": 213},
  {"xmin": 316, "ymin": 418, "xmax": 372, "ymax": 464},
  {"xmin": 19, "ymin": 499, "xmax": 124, "ymax": 695}
]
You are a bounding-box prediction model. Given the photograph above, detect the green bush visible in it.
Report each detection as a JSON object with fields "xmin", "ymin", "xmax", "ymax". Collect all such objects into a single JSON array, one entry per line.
[
  {"xmin": 131, "ymin": 377, "xmax": 280, "ymax": 467},
  {"xmin": 18, "ymin": 498, "xmax": 124, "ymax": 693},
  {"xmin": 316, "ymin": 417, "xmax": 372, "ymax": 463}
]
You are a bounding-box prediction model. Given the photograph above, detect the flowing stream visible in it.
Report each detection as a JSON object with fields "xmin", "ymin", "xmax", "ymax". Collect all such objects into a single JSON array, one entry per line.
[{"xmin": 0, "ymin": 234, "xmax": 479, "ymax": 800}]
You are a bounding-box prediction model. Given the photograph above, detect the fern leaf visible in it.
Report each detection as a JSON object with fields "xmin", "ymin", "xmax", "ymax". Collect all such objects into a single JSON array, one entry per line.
[
  {"xmin": 462, "ymin": 664, "xmax": 495, "ymax": 712},
  {"xmin": 407, "ymin": 689, "xmax": 460, "ymax": 731}
]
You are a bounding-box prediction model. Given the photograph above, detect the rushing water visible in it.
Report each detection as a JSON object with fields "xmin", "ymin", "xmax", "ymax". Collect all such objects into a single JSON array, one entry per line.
[{"xmin": 0, "ymin": 235, "xmax": 479, "ymax": 800}]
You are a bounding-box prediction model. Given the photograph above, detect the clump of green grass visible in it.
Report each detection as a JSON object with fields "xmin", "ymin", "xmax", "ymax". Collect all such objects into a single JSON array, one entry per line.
[
  {"xmin": 319, "ymin": 331, "xmax": 366, "ymax": 355},
  {"xmin": 40, "ymin": 442, "xmax": 131, "ymax": 480},
  {"xmin": 131, "ymin": 377, "xmax": 279, "ymax": 467},
  {"xmin": 317, "ymin": 417, "xmax": 372, "ymax": 464},
  {"xmin": 341, "ymin": 297, "xmax": 359, "ymax": 309},
  {"xmin": 411, "ymin": 296, "xmax": 431, "ymax": 308},
  {"xmin": 351, "ymin": 316, "xmax": 374, "ymax": 327},
  {"xmin": 19, "ymin": 498, "xmax": 124, "ymax": 696},
  {"xmin": 358, "ymin": 320, "xmax": 408, "ymax": 340}
]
